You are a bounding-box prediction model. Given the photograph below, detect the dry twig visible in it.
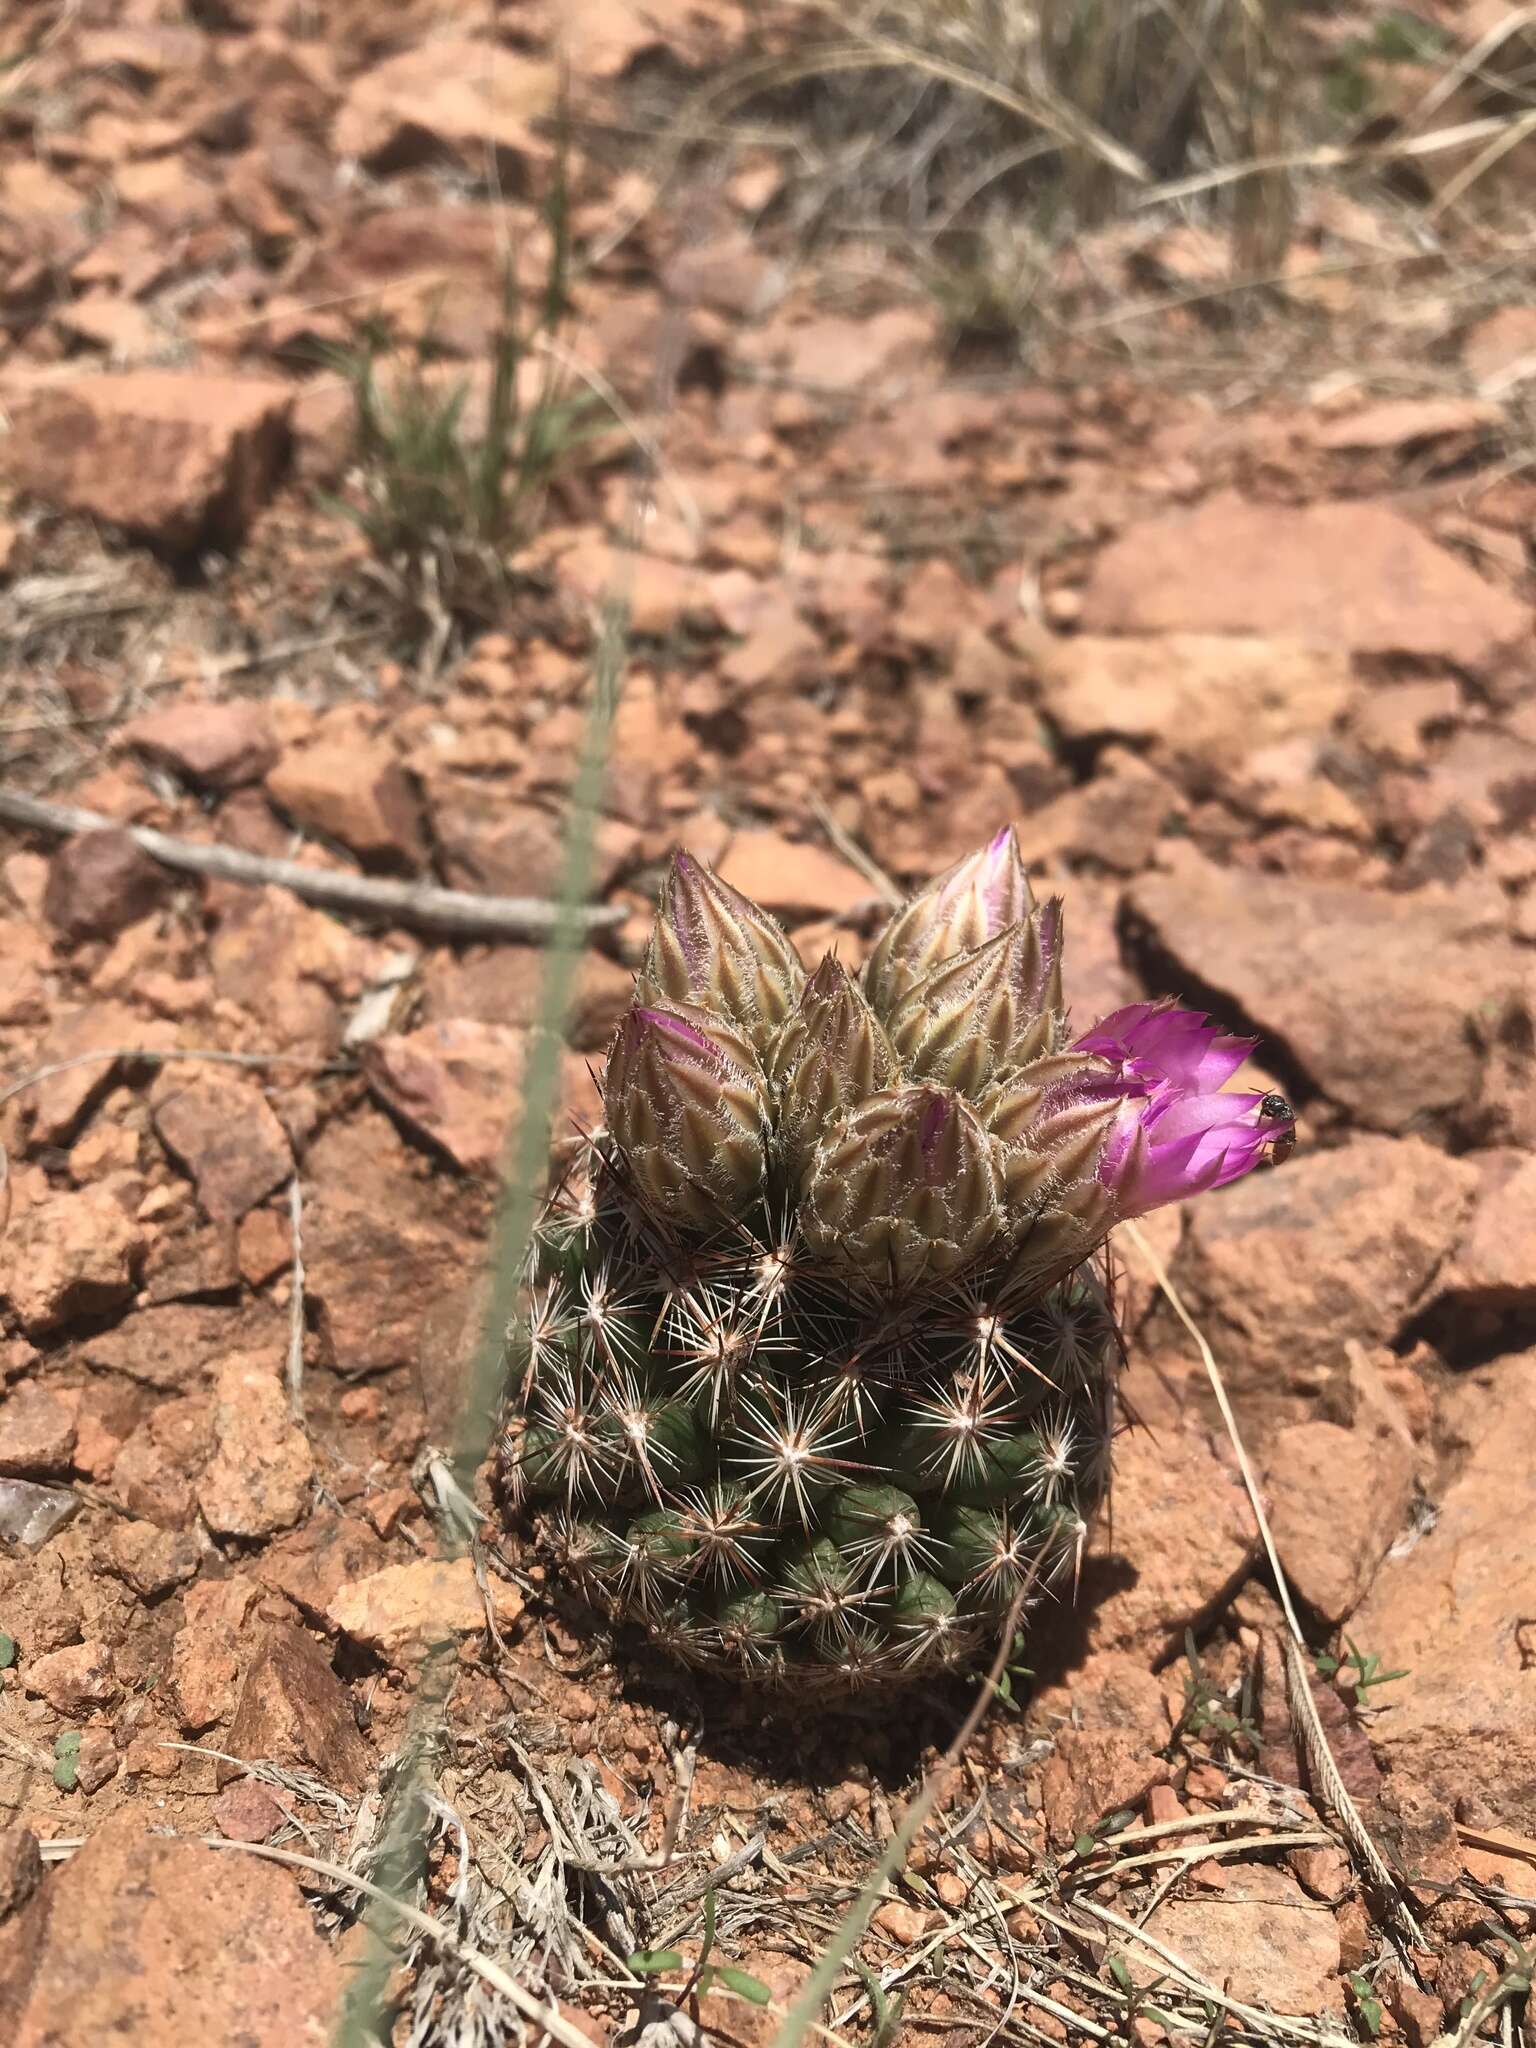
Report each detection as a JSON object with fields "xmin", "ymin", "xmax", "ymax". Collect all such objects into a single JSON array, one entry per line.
[
  {"xmin": 0, "ymin": 786, "xmax": 624, "ymax": 940},
  {"xmin": 1121, "ymin": 1221, "xmax": 1425, "ymax": 1952}
]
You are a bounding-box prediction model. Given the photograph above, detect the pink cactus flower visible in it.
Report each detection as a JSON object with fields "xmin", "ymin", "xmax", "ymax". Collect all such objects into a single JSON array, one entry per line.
[{"xmin": 1071, "ymin": 1001, "xmax": 1295, "ymax": 1216}]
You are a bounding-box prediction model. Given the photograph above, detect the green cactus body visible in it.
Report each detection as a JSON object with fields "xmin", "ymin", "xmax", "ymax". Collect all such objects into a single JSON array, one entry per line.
[{"xmin": 501, "ymin": 833, "xmax": 1135, "ymax": 1697}]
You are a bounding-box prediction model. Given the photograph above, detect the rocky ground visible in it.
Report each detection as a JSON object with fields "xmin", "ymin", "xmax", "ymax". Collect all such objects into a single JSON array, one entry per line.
[{"xmin": 2, "ymin": 2, "xmax": 1536, "ymax": 2044}]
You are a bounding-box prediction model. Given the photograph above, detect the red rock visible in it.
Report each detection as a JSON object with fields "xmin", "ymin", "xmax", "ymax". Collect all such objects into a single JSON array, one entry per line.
[
  {"xmin": 1262, "ymin": 1418, "xmax": 1415, "ymax": 1623},
  {"xmin": 5, "ymin": 372, "xmax": 293, "ymax": 552},
  {"xmin": 42, "ymin": 828, "xmax": 167, "ymax": 945},
  {"xmin": 303, "ymin": 1185, "xmax": 463, "ymax": 1380},
  {"xmin": 1082, "ymin": 494, "xmax": 1530, "ymax": 677},
  {"xmin": 212, "ymin": 1779, "xmax": 285, "ymax": 1843},
  {"xmin": 892, "ymin": 558, "xmax": 978, "ymax": 652},
  {"xmin": 256, "ymin": 1513, "xmax": 393, "ymax": 1626},
  {"xmin": 0, "ymin": 1383, "xmax": 78, "ymax": 1478},
  {"xmin": 326, "ymin": 1557, "xmax": 522, "ymax": 1664},
  {"xmin": 196, "ymin": 1355, "xmax": 313, "ymax": 1539},
  {"xmin": 170, "ymin": 1576, "xmax": 260, "ymax": 1730},
  {"xmin": 1146, "ymin": 1784, "xmax": 1186, "ymax": 1826},
  {"xmin": 25, "ymin": 1001, "xmax": 146, "ymax": 1146},
  {"xmin": 0, "ymin": 1544, "xmax": 83, "ymax": 1653},
  {"xmin": 362, "ymin": 1486, "xmax": 419, "ymax": 1539},
  {"xmin": 20, "ymin": 1639, "xmax": 120, "ymax": 1715},
  {"xmin": 718, "ymin": 602, "xmax": 823, "ymax": 690},
  {"xmin": 121, "ymin": 699, "xmax": 277, "ymax": 789},
  {"xmin": 150, "ymin": 1069, "xmax": 292, "ymax": 1223},
  {"xmin": 1434, "ymin": 1150, "xmax": 1536, "ymax": 1317},
  {"xmin": 1041, "ymin": 1733, "xmax": 1171, "ymax": 1849},
  {"xmin": 1016, "ymin": 756, "xmax": 1180, "ymax": 874},
  {"xmin": 558, "ymin": 538, "xmax": 707, "ymax": 635},
  {"xmin": 74, "ymin": 1727, "xmax": 118, "ymax": 1795},
  {"xmin": 1351, "ymin": 1356, "xmax": 1536, "ymax": 1830},
  {"xmin": 364, "ymin": 1019, "xmax": 525, "ymax": 1176},
  {"xmin": 1030, "ymin": 1652, "xmax": 1173, "ymax": 1746},
  {"xmin": 427, "ymin": 784, "xmax": 638, "ymax": 902},
  {"xmin": 1311, "ymin": 398, "xmax": 1501, "ymax": 451},
  {"xmin": 266, "ymin": 738, "xmax": 424, "ymax": 869},
  {"xmin": 104, "ymin": 1518, "xmax": 202, "ymax": 1599},
  {"xmin": 1021, "ymin": 628, "xmax": 1354, "ymax": 788},
  {"xmin": 1078, "ymin": 1421, "xmax": 1257, "ymax": 1655},
  {"xmin": 1368, "ymin": 1778, "xmax": 1464, "ymax": 1910},
  {"xmin": 138, "ymin": 1213, "xmax": 242, "ymax": 1307},
  {"xmin": 1133, "ymin": 1865, "xmax": 1340, "ymax": 2012},
  {"xmin": 1056, "ymin": 877, "xmax": 1137, "ymax": 1033},
  {"xmin": 1463, "ymin": 305, "xmax": 1536, "ymax": 393},
  {"xmin": 1176, "ymin": 1136, "xmax": 1479, "ymax": 1422},
  {"xmin": 1289, "ymin": 1845, "xmax": 1351, "ymax": 1903},
  {"xmin": 747, "ymin": 307, "xmax": 938, "ymax": 394},
  {"xmin": 715, "ymin": 831, "xmax": 873, "ymax": 921},
  {"xmin": 1348, "ymin": 679, "xmax": 1463, "ymax": 768},
  {"xmin": 0, "ymin": 1186, "xmax": 144, "ymax": 1337},
  {"xmin": 237, "ymin": 1206, "xmax": 293, "ymax": 1288},
  {"xmin": 0, "ymin": 1808, "xmax": 339, "ymax": 2046},
  {"xmin": 662, "ymin": 231, "xmax": 788, "ymax": 317},
  {"xmin": 1126, "ymin": 849, "xmax": 1527, "ymax": 1135},
  {"xmin": 208, "ymin": 885, "xmax": 381, "ymax": 1051},
  {"xmin": 335, "ymin": 39, "xmax": 555, "ymax": 175},
  {"xmin": 871, "ymin": 1899, "xmax": 932, "ymax": 1945},
  {"xmin": 0, "ymin": 918, "xmax": 49, "ymax": 1027},
  {"xmin": 289, "ymin": 203, "xmax": 502, "ymax": 336},
  {"xmin": 108, "ymin": 1390, "xmax": 215, "ymax": 1529},
  {"xmin": 55, "ymin": 291, "xmax": 159, "ymax": 360},
  {"xmin": 224, "ymin": 1623, "xmax": 371, "ymax": 1791},
  {"xmin": 81, "ymin": 1301, "xmax": 252, "ymax": 1393},
  {"xmin": 0, "ymin": 1827, "xmax": 42, "ymax": 1919}
]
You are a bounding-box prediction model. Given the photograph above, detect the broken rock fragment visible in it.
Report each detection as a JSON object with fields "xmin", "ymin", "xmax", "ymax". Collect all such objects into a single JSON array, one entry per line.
[{"xmin": 5, "ymin": 371, "xmax": 292, "ymax": 552}]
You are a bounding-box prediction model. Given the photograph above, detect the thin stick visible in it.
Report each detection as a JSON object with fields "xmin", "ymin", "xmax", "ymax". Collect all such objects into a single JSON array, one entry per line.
[
  {"xmin": 810, "ymin": 796, "xmax": 902, "ymax": 907},
  {"xmin": 0, "ymin": 786, "xmax": 624, "ymax": 940},
  {"xmin": 1120, "ymin": 1221, "xmax": 1303, "ymax": 1644},
  {"xmin": 286, "ymin": 1176, "xmax": 306, "ymax": 1425},
  {"xmin": 1120, "ymin": 1222, "xmax": 1422, "ymax": 1950},
  {"xmin": 1280, "ymin": 1633, "xmax": 1423, "ymax": 1950}
]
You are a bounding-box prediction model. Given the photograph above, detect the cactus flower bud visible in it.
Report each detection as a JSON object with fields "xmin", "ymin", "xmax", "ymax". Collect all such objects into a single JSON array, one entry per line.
[
  {"xmin": 887, "ymin": 901, "xmax": 1066, "ymax": 1096},
  {"xmin": 768, "ymin": 956, "xmax": 900, "ymax": 1183},
  {"xmin": 1070, "ymin": 1001, "xmax": 1296, "ymax": 1217},
  {"xmin": 636, "ymin": 850, "xmax": 805, "ymax": 1054},
  {"xmin": 865, "ymin": 827, "xmax": 1034, "ymax": 1017},
  {"xmin": 801, "ymin": 1084, "xmax": 1004, "ymax": 1286},
  {"xmin": 603, "ymin": 1003, "xmax": 769, "ymax": 1230}
]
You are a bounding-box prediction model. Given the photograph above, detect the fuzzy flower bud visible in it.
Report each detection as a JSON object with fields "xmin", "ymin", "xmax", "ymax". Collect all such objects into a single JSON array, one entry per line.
[
  {"xmin": 767, "ymin": 956, "xmax": 900, "ymax": 1183},
  {"xmin": 886, "ymin": 901, "xmax": 1065, "ymax": 1097},
  {"xmin": 603, "ymin": 1002, "xmax": 769, "ymax": 1231},
  {"xmin": 974, "ymin": 1053, "xmax": 1120, "ymax": 1215},
  {"xmin": 636, "ymin": 850, "xmax": 805, "ymax": 1055},
  {"xmin": 800, "ymin": 1084, "xmax": 1004, "ymax": 1287},
  {"xmin": 864, "ymin": 827, "xmax": 1034, "ymax": 1018},
  {"xmin": 1070, "ymin": 1001, "xmax": 1296, "ymax": 1218}
]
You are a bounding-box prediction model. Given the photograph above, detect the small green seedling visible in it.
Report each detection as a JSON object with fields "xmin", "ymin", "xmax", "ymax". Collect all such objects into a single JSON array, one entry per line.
[
  {"xmin": 1347, "ymin": 1972, "xmax": 1384, "ymax": 2038},
  {"xmin": 1174, "ymin": 1632, "xmax": 1261, "ymax": 1758},
  {"xmin": 1315, "ymin": 1639, "xmax": 1408, "ymax": 1702},
  {"xmin": 53, "ymin": 1731, "xmax": 81, "ymax": 1793},
  {"xmin": 628, "ymin": 1950, "xmax": 686, "ymax": 1977},
  {"xmin": 851, "ymin": 1960, "xmax": 906, "ymax": 2048},
  {"xmin": 1071, "ymin": 1808, "xmax": 1139, "ymax": 1862},
  {"xmin": 626, "ymin": 1889, "xmax": 772, "ymax": 2009}
]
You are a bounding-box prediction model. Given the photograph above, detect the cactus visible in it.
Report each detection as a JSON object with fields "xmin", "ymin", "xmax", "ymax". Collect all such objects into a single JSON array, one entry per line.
[{"xmin": 503, "ymin": 832, "xmax": 1293, "ymax": 1695}]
